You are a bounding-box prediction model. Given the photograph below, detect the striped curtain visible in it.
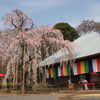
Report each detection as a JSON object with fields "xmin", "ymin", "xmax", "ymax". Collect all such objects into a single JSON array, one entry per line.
[{"xmin": 46, "ymin": 58, "xmax": 100, "ymax": 78}]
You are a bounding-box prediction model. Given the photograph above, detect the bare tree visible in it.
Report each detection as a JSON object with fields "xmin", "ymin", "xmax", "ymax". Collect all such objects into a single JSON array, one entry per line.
[{"xmin": 76, "ymin": 20, "xmax": 100, "ymax": 34}]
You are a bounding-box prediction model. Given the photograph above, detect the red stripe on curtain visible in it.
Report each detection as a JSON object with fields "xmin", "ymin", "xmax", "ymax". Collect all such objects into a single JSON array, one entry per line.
[
  {"xmin": 61, "ymin": 66, "xmax": 64, "ymax": 76},
  {"xmin": 97, "ymin": 58, "xmax": 100, "ymax": 72},
  {"xmin": 77, "ymin": 62, "xmax": 81, "ymax": 74},
  {"xmin": 48, "ymin": 68, "xmax": 51, "ymax": 75}
]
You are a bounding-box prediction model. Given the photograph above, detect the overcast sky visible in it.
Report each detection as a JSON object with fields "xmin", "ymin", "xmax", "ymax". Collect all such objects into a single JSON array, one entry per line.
[{"xmin": 0, "ymin": 0, "xmax": 100, "ymax": 28}]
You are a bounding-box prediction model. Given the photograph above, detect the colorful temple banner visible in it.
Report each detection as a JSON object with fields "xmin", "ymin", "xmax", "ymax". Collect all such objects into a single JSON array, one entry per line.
[
  {"xmin": 84, "ymin": 60, "xmax": 89, "ymax": 73},
  {"xmin": 63, "ymin": 66, "xmax": 67, "ymax": 76},
  {"xmin": 55, "ymin": 67, "xmax": 58, "ymax": 77},
  {"xmin": 61, "ymin": 66, "xmax": 64, "ymax": 76},
  {"xmin": 53, "ymin": 67, "xmax": 56, "ymax": 78},
  {"xmin": 73, "ymin": 63, "xmax": 77, "ymax": 75},
  {"xmin": 67, "ymin": 64, "xmax": 70, "ymax": 76},
  {"xmin": 58, "ymin": 66, "xmax": 61, "ymax": 77},
  {"xmin": 48, "ymin": 68, "xmax": 51, "ymax": 77},
  {"xmin": 46, "ymin": 69, "xmax": 49, "ymax": 78},
  {"xmin": 97, "ymin": 58, "xmax": 100, "ymax": 71},
  {"xmin": 46, "ymin": 58, "xmax": 100, "ymax": 78},
  {"xmin": 50, "ymin": 68, "xmax": 53, "ymax": 78}
]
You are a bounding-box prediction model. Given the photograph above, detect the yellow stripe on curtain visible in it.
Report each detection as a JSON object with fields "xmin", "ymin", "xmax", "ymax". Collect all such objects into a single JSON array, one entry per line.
[
  {"xmin": 50, "ymin": 68, "xmax": 53, "ymax": 78},
  {"xmin": 80, "ymin": 61, "xmax": 85, "ymax": 74},
  {"xmin": 63, "ymin": 66, "xmax": 67, "ymax": 76}
]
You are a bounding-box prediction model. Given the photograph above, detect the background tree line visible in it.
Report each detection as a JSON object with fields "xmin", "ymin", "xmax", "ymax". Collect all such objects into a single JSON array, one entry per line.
[{"xmin": 54, "ymin": 20, "xmax": 100, "ymax": 42}]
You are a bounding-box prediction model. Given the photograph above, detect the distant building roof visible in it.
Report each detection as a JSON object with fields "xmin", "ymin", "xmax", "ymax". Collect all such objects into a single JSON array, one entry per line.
[{"xmin": 39, "ymin": 31, "xmax": 100, "ymax": 66}]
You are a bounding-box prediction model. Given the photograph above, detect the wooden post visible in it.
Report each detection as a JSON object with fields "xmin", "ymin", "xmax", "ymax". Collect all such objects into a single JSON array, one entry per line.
[{"xmin": 93, "ymin": 79, "xmax": 95, "ymax": 90}]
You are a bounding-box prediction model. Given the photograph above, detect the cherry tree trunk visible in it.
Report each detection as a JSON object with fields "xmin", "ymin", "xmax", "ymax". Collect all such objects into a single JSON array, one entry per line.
[
  {"xmin": 1, "ymin": 57, "xmax": 3, "ymax": 88},
  {"xmin": 44, "ymin": 66, "xmax": 46, "ymax": 86},
  {"xmin": 42, "ymin": 66, "xmax": 46, "ymax": 86},
  {"xmin": 16, "ymin": 59, "xmax": 18, "ymax": 89},
  {"xmin": 32, "ymin": 66, "xmax": 37, "ymax": 91},
  {"xmin": 12, "ymin": 74, "xmax": 14, "ymax": 90},
  {"xmin": 22, "ymin": 44, "xmax": 26, "ymax": 94}
]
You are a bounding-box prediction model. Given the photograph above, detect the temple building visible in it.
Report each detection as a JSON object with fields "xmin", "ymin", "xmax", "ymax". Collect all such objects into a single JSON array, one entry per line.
[{"xmin": 40, "ymin": 31, "xmax": 100, "ymax": 89}]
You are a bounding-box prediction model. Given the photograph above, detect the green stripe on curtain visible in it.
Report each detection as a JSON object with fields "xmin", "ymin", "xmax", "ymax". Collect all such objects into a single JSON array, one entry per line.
[
  {"xmin": 84, "ymin": 60, "xmax": 89, "ymax": 73},
  {"xmin": 53, "ymin": 67, "xmax": 56, "ymax": 78},
  {"xmin": 67, "ymin": 65, "xmax": 70, "ymax": 76}
]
